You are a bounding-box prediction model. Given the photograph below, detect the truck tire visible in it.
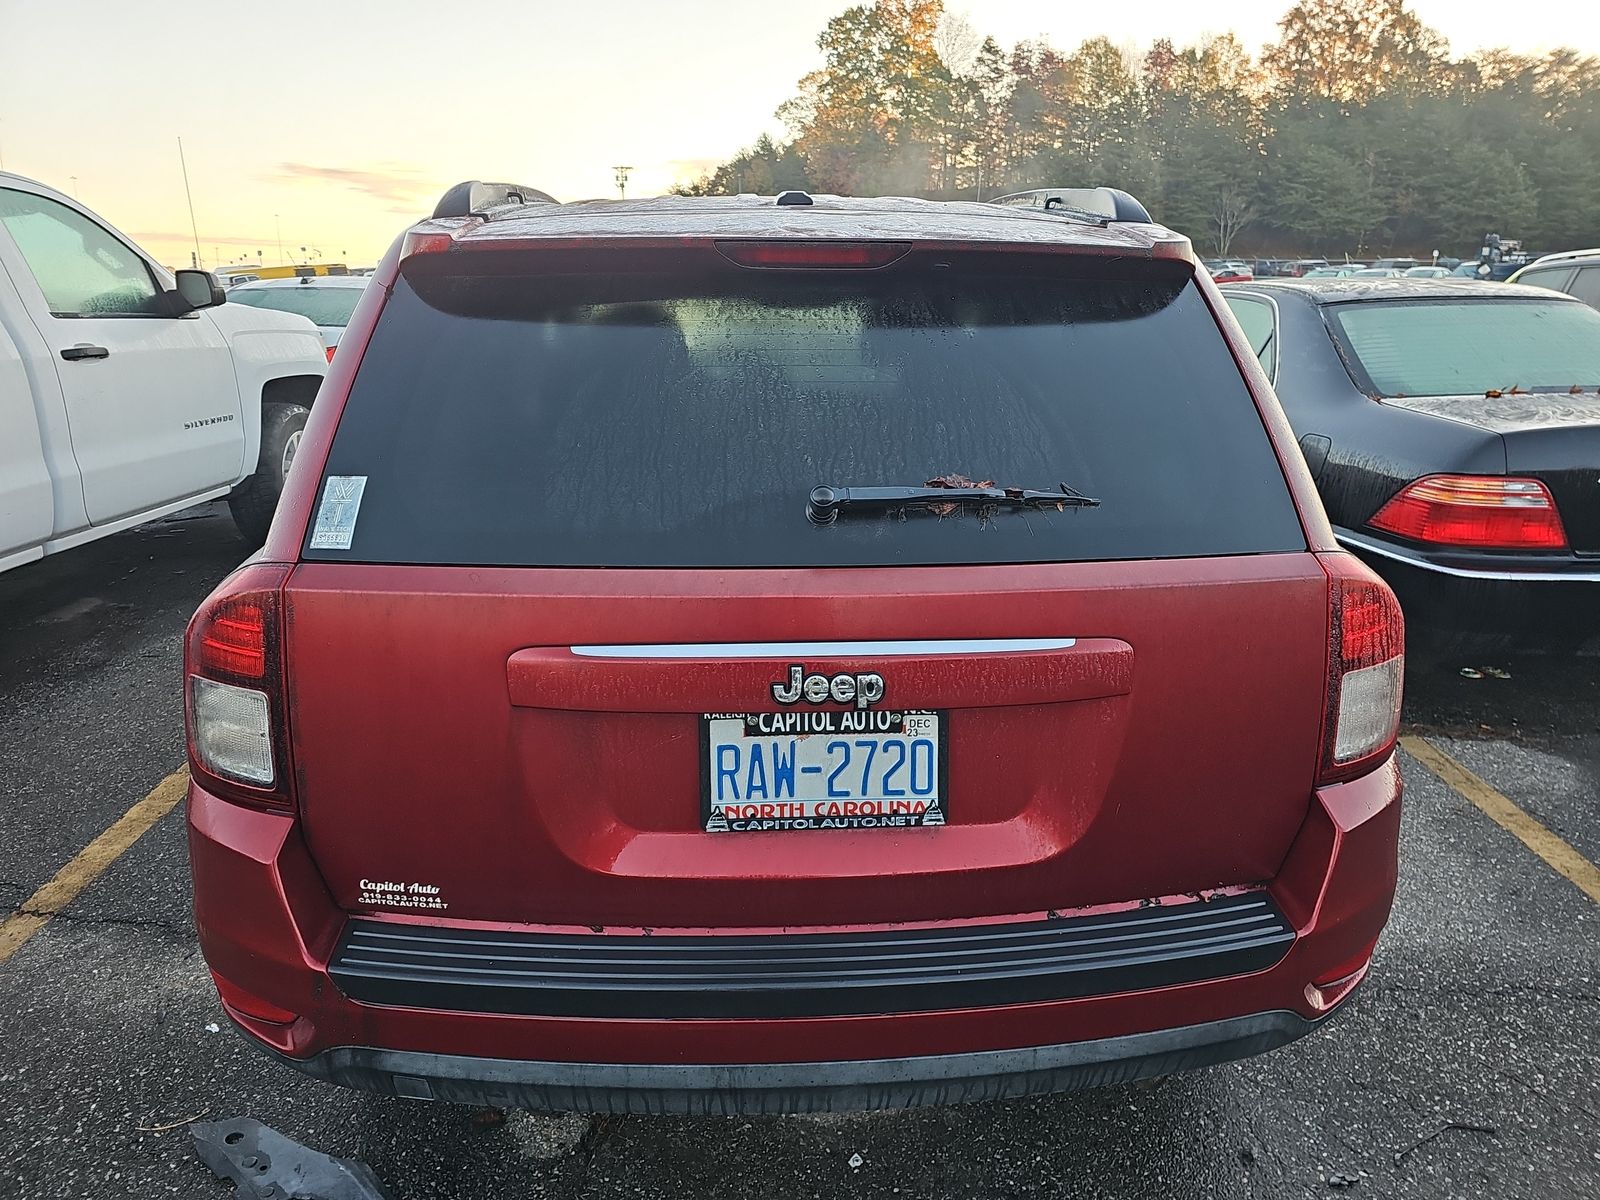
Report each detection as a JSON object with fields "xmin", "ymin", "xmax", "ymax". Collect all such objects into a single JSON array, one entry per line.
[{"xmin": 228, "ymin": 402, "xmax": 309, "ymax": 548}]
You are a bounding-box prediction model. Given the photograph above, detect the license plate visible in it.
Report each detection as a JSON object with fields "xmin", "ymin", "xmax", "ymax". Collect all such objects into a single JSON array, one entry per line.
[{"xmin": 700, "ymin": 711, "xmax": 945, "ymax": 833}]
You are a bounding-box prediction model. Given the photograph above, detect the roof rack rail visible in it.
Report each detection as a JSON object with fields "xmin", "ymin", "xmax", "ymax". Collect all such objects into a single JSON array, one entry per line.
[
  {"xmin": 432, "ymin": 181, "xmax": 557, "ymax": 220},
  {"xmin": 987, "ymin": 187, "xmax": 1152, "ymax": 224}
]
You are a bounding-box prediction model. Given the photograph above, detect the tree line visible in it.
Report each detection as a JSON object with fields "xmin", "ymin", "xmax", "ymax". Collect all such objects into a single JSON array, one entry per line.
[{"xmin": 673, "ymin": 0, "xmax": 1600, "ymax": 258}]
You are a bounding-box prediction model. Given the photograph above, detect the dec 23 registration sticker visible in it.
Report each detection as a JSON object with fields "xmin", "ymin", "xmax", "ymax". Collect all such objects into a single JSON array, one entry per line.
[{"xmin": 701, "ymin": 710, "xmax": 945, "ymax": 833}]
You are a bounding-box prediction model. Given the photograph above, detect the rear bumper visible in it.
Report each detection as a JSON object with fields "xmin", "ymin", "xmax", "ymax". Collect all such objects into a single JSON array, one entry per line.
[
  {"xmin": 187, "ymin": 757, "xmax": 1400, "ymax": 1113},
  {"xmin": 1339, "ymin": 529, "xmax": 1600, "ymax": 638},
  {"xmin": 257, "ymin": 1008, "xmax": 1331, "ymax": 1115},
  {"xmin": 1338, "ymin": 528, "xmax": 1600, "ymax": 583}
]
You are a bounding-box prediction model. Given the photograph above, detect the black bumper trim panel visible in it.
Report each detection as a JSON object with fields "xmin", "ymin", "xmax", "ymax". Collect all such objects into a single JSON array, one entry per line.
[
  {"xmin": 265, "ymin": 1009, "xmax": 1328, "ymax": 1114},
  {"xmin": 328, "ymin": 892, "xmax": 1295, "ymax": 1019}
]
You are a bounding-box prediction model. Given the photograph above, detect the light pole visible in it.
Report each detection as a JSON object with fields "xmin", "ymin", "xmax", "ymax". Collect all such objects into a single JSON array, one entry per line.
[
  {"xmin": 613, "ymin": 165, "xmax": 632, "ymax": 199},
  {"xmin": 275, "ymin": 214, "xmax": 284, "ymax": 266}
]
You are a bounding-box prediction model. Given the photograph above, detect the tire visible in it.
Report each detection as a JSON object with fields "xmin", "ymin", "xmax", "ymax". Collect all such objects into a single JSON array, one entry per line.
[{"xmin": 228, "ymin": 402, "xmax": 309, "ymax": 548}]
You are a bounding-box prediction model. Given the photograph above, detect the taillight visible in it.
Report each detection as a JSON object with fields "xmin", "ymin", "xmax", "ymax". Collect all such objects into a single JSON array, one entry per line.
[
  {"xmin": 1369, "ymin": 475, "xmax": 1567, "ymax": 549},
  {"xmin": 184, "ymin": 563, "xmax": 294, "ymax": 809},
  {"xmin": 715, "ymin": 240, "xmax": 911, "ymax": 269},
  {"xmin": 324, "ymin": 344, "xmax": 336, "ymax": 362},
  {"xmin": 1318, "ymin": 555, "xmax": 1404, "ymax": 786}
]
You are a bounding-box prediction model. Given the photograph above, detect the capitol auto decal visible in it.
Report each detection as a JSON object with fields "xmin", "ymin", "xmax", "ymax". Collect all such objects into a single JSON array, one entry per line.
[{"xmin": 701, "ymin": 664, "xmax": 945, "ymax": 834}]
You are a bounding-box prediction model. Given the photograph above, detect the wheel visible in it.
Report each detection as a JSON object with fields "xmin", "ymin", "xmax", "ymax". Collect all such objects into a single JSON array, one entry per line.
[{"xmin": 228, "ymin": 402, "xmax": 309, "ymax": 547}]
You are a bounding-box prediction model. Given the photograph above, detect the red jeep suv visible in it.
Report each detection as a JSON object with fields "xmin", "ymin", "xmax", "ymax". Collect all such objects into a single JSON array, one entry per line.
[{"xmin": 185, "ymin": 183, "xmax": 1404, "ymax": 1114}]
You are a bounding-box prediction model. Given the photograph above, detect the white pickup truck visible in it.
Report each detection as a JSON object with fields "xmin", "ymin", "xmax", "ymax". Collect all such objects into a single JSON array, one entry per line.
[{"xmin": 0, "ymin": 172, "xmax": 329, "ymax": 574}]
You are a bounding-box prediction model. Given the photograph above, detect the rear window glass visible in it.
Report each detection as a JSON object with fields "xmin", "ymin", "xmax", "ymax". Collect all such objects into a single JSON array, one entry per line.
[
  {"xmin": 307, "ymin": 257, "xmax": 1304, "ymax": 568},
  {"xmin": 1330, "ymin": 299, "xmax": 1600, "ymax": 398},
  {"xmin": 231, "ymin": 285, "xmax": 362, "ymax": 326}
]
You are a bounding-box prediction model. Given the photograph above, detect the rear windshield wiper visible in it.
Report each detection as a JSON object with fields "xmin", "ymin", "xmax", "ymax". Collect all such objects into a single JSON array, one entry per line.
[{"xmin": 807, "ymin": 482, "xmax": 1101, "ymax": 525}]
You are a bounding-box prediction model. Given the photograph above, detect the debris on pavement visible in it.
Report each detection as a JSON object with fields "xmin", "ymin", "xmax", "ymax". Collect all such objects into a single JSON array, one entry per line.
[
  {"xmin": 192, "ymin": 1117, "xmax": 392, "ymax": 1199},
  {"xmin": 1459, "ymin": 668, "xmax": 1484, "ymax": 679},
  {"xmin": 1327, "ymin": 1170, "xmax": 1360, "ymax": 1188},
  {"xmin": 1482, "ymin": 667, "xmax": 1512, "ymax": 679},
  {"xmin": 848, "ymin": 1152, "xmax": 865, "ymax": 1170},
  {"xmin": 1393, "ymin": 1121, "xmax": 1499, "ymax": 1165},
  {"xmin": 204, "ymin": 1022, "xmax": 220, "ymax": 1033},
  {"xmin": 134, "ymin": 1110, "xmax": 208, "ymax": 1133},
  {"xmin": 504, "ymin": 1111, "xmax": 591, "ymax": 1161}
]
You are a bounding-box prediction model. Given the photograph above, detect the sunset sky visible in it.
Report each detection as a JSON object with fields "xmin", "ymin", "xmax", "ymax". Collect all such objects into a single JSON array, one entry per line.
[{"xmin": 2, "ymin": 0, "xmax": 1596, "ymax": 270}]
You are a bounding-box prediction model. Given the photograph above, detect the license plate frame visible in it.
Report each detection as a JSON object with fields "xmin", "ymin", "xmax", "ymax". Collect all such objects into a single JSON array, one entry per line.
[{"xmin": 699, "ymin": 710, "xmax": 947, "ymax": 833}]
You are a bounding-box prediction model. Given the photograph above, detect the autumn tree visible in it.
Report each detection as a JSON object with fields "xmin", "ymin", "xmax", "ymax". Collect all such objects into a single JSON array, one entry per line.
[
  {"xmin": 778, "ymin": 0, "xmax": 947, "ymax": 193},
  {"xmin": 682, "ymin": 0, "xmax": 1600, "ymax": 262},
  {"xmin": 1264, "ymin": 0, "xmax": 1447, "ymax": 105}
]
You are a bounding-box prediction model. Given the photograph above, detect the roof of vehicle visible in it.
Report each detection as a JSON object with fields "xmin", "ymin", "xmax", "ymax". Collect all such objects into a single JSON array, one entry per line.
[
  {"xmin": 1515, "ymin": 247, "xmax": 1600, "ymax": 269},
  {"xmin": 230, "ymin": 275, "xmax": 369, "ymax": 290},
  {"xmin": 408, "ymin": 193, "xmax": 1187, "ymax": 257},
  {"xmin": 1226, "ymin": 278, "xmax": 1579, "ymax": 305}
]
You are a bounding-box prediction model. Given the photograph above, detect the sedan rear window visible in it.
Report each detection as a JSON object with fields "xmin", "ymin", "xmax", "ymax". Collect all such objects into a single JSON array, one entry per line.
[
  {"xmin": 308, "ymin": 255, "xmax": 1304, "ymax": 568},
  {"xmin": 231, "ymin": 285, "xmax": 363, "ymax": 327},
  {"xmin": 1330, "ymin": 299, "xmax": 1600, "ymax": 398}
]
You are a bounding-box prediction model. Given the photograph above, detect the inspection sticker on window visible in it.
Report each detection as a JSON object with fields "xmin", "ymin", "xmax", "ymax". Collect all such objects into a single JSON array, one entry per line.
[{"xmin": 310, "ymin": 475, "xmax": 367, "ymax": 550}]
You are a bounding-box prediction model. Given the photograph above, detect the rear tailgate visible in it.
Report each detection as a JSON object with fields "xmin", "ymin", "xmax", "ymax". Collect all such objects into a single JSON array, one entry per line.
[
  {"xmin": 286, "ymin": 557, "xmax": 1329, "ymax": 927},
  {"xmin": 285, "ymin": 242, "xmax": 1326, "ymax": 929}
]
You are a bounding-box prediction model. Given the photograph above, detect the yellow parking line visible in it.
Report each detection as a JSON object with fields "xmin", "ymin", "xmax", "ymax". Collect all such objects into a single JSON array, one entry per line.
[
  {"xmin": 0, "ymin": 767, "xmax": 188, "ymax": 964},
  {"xmin": 1401, "ymin": 735, "xmax": 1600, "ymax": 905}
]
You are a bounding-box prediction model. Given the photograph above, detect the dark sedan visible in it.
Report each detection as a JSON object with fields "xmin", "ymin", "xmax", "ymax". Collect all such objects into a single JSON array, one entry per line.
[{"xmin": 1222, "ymin": 279, "xmax": 1600, "ymax": 647}]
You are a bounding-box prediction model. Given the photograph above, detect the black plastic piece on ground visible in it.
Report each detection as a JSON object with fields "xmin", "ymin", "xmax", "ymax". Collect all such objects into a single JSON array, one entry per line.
[
  {"xmin": 191, "ymin": 1118, "xmax": 392, "ymax": 1200},
  {"xmin": 432, "ymin": 181, "xmax": 557, "ymax": 219},
  {"xmin": 328, "ymin": 891, "xmax": 1294, "ymax": 1019}
]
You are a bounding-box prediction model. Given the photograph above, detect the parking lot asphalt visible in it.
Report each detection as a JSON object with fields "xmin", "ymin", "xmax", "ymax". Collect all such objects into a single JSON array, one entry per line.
[{"xmin": 1, "ymin": 506, "xmax": 1596, "ymax": 1200}]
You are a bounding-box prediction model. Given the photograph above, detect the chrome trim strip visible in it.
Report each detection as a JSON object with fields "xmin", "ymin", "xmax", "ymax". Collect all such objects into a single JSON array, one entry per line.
[
  {"xmin": 570, "ymin": 638, "xmax": 1078, "ymax": 659},
  {"xmin": 1337, "ymin": 529, "xmax": 1600, "ymax": 582}
]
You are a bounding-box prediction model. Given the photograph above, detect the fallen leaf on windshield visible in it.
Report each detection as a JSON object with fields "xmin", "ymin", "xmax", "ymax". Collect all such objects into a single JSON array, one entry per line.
[
  {"xmin": 923, "ymin": 474, "xmax": 995, "ymax": 517},
  {"xmin": 1485, "ymin": 389, "xmax": 1503, "ymax": 398}
]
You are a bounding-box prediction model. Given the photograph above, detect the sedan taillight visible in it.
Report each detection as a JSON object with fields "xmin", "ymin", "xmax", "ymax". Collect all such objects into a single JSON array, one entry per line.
[
  {"xmin": 1369, "ymin": 474, "xmax": 1567, "ymax": 549},
  {"xmin": 1318, "ymin": 556, "xmax": 1404, "ymax": 786},
  {"xmin": 184, "ymin": 563, "xmax": 295, "ymax": 809}
]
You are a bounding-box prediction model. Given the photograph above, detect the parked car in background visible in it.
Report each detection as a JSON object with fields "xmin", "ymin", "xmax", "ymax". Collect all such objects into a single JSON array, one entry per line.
[
  {"xmin": 1351, "ymin": 268, "xmax": 1402, "ymax": 278},
  {"xmin": 1209, "ymin": 261, "xmax": 1254, "ymax": 283},
  {"xmin": 1371, "ymin": 258, "xmax": 1419, "ymax": 272},
  {"xmin": 1507, "ymin": 249, "xmax": 1600, "ymax": 308},
  {"xmin": 1304, "ymin": 265, "xmax": 1361, "ymax": 279},
  {"xmin": 1403, "ymin": 265, "xmax": 1451, "ymax": 279},
  {"xmin": 1222, "ymin": 278, "xmax": 1600, "ymax": 649},
  {"xmin": 1284, "ymin": 259, "xmax": 1330, "ymax": 277},
  {"xmin": 229, "ymin": 275, "xmax": 369, "ymax": 359},
  {"xmin": 213, "ymin": 268, "xmax": 261, "ymax": 287},
  {"xmin": 184, "ymin": 182, "xmax": 1404, "ymax": 1117},
  {"xmin": 0, "ymin": 171, "xmax": 327, "ymax": 572}
]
